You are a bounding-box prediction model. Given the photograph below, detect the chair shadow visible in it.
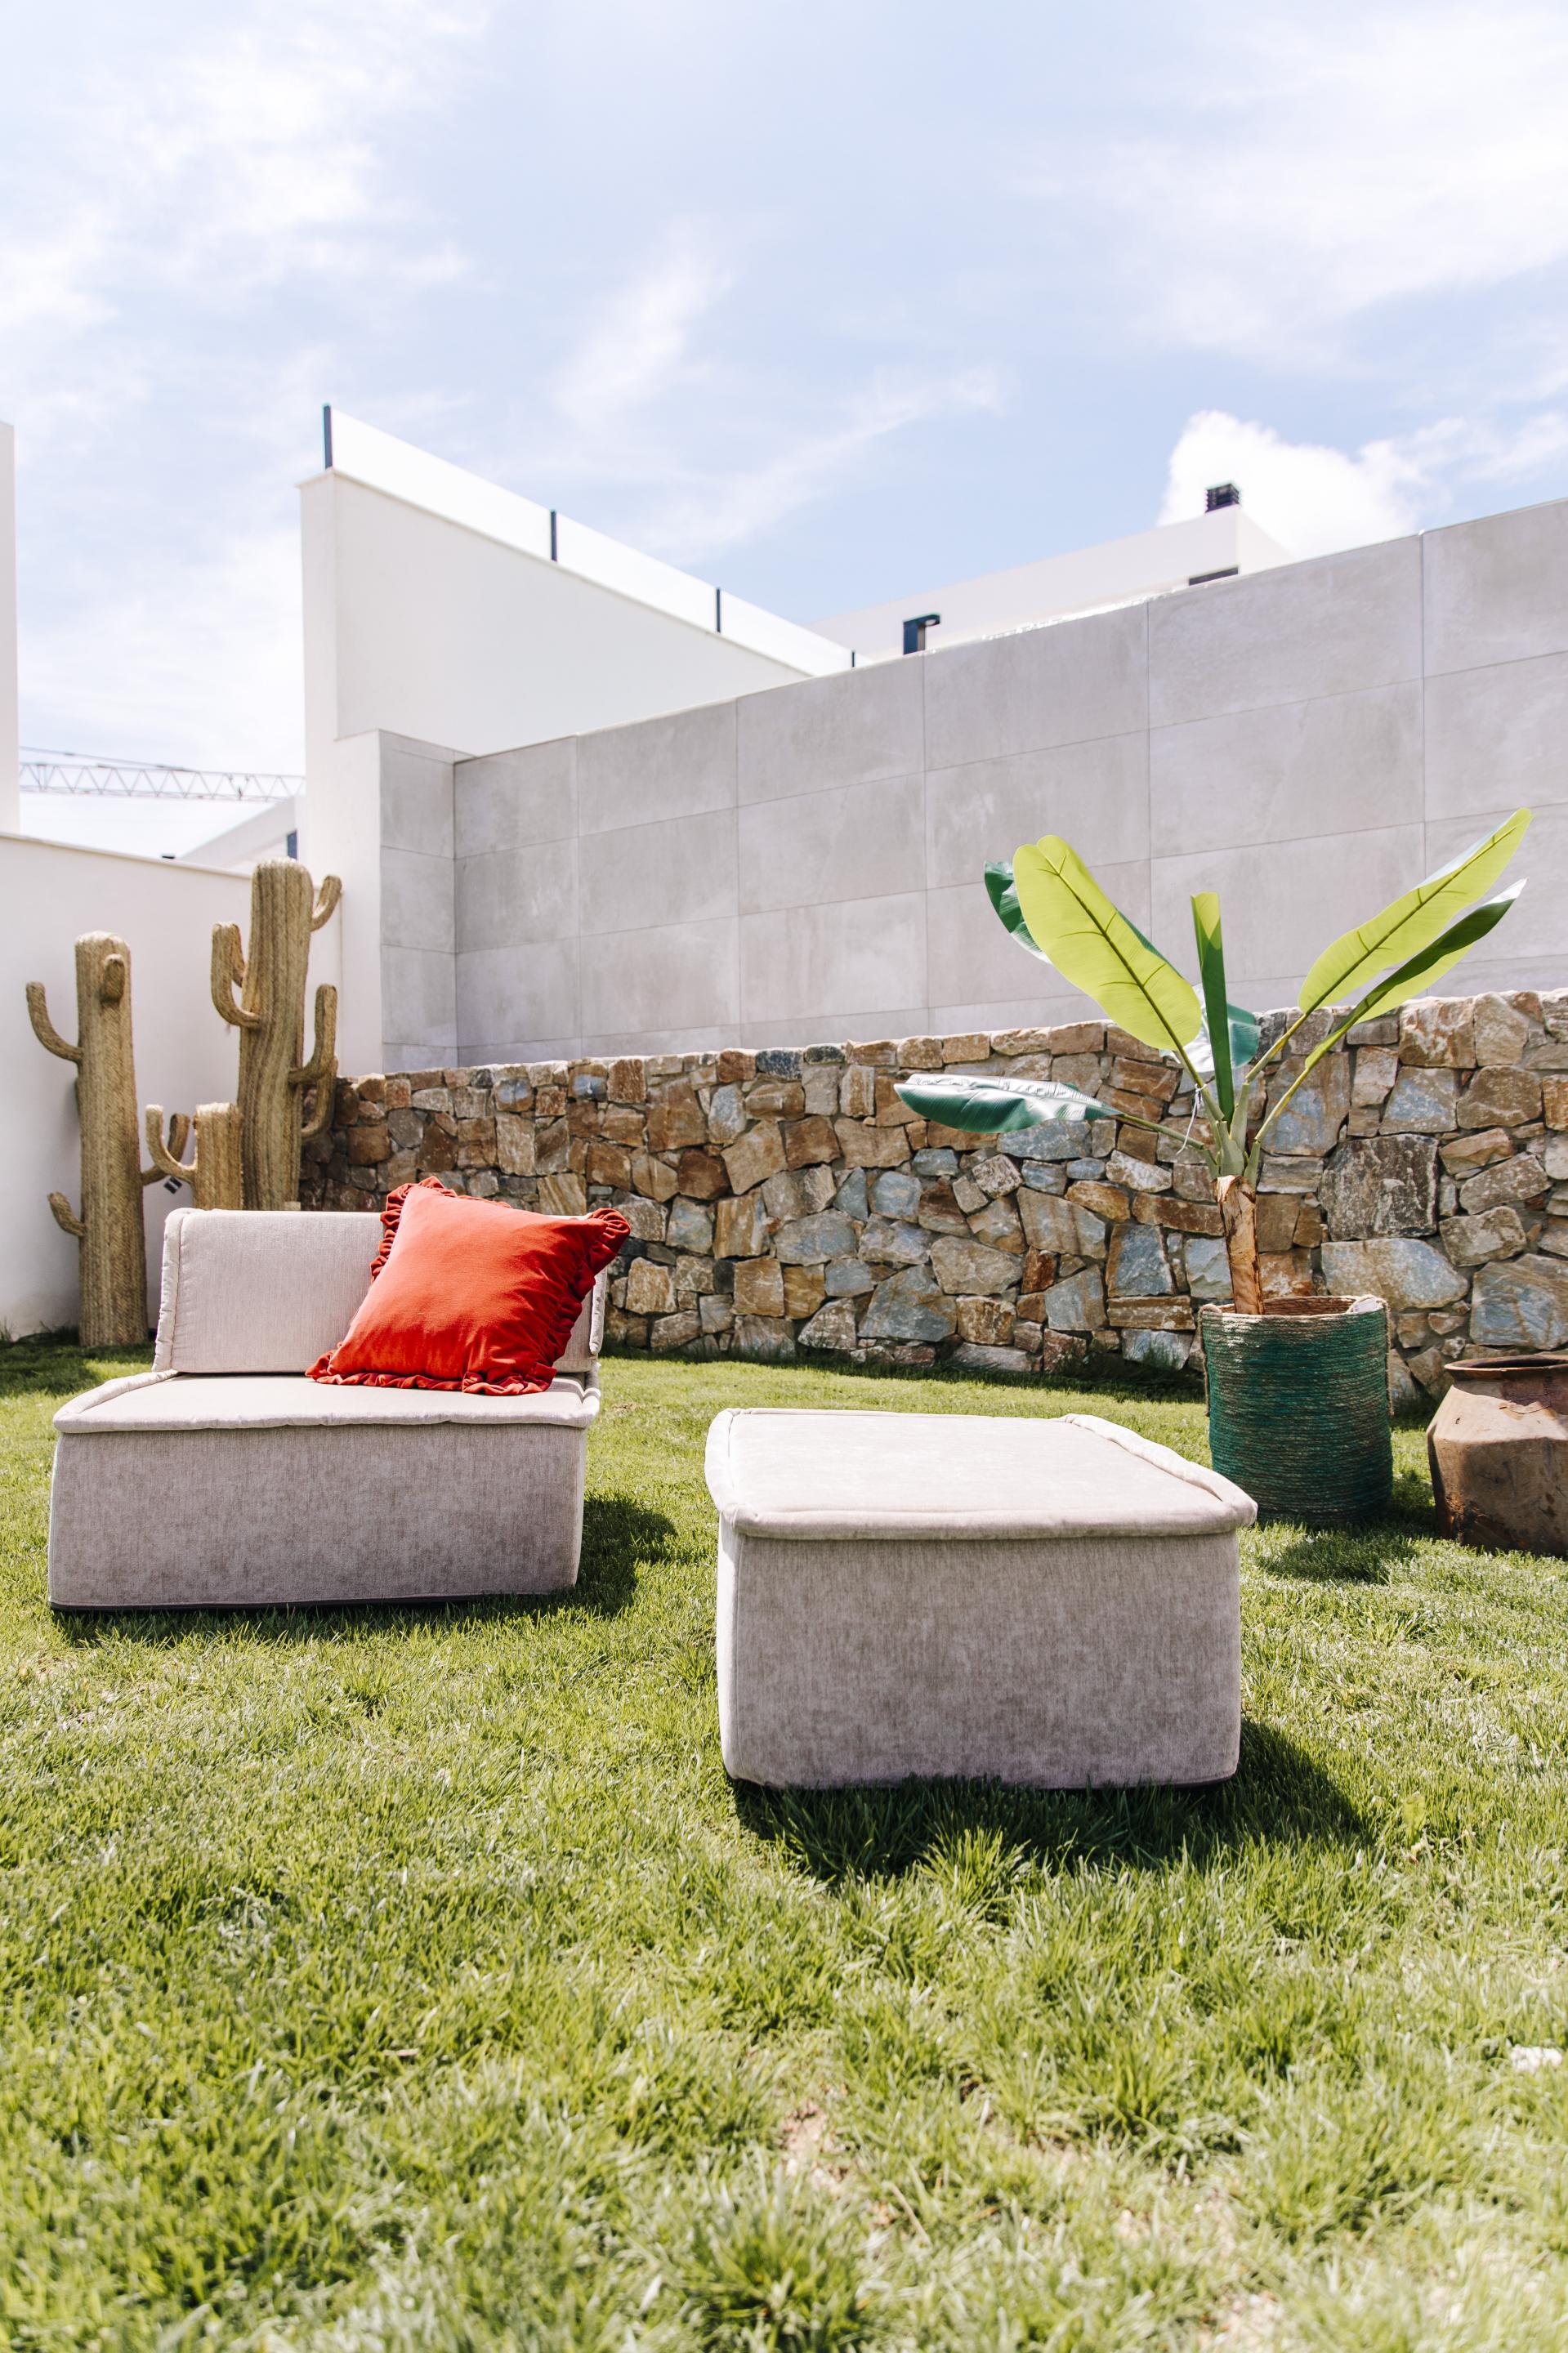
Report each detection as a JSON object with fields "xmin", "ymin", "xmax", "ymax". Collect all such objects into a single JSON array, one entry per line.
[
  {"xmin": 1261, "ymin": 1465, "xmax": 1436, "ymax": 1585},
  {"xmin": 53, "ymin": 1492, "xmax": 675, "ymax": 1646},
  {"xmin": 733, "ymin": 1716, "xmax": 1367, "ymax": 1886}
]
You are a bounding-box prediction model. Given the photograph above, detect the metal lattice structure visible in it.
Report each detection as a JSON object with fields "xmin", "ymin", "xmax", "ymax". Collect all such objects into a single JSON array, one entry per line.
[{"xmin": 20, "ymin": 749, "xmax": 302, "ymax": 802}]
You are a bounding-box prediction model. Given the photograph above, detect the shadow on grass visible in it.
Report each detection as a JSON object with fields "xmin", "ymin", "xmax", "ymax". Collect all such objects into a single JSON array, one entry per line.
[
  {"xmin": 734, "ymin": 1717, "xmax": 1366, "ymax": 1886},
  {"xmin": 0, "ymin": 1333, "xmax": 151, "ymax": 1402},
  {"xmin": 1261, "ymin": 1465, "xmax": 1436, "ymax": 1584},
  {"xmin": 54, "ymin": 1493, "xmax": 675, "ymax": 1644}
]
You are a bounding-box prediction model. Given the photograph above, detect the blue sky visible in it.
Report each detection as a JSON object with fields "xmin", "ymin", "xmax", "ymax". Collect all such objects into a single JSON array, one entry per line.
[{"xmin": 5, "ymin": 0, "xmax": 1568, "ymax": 797}]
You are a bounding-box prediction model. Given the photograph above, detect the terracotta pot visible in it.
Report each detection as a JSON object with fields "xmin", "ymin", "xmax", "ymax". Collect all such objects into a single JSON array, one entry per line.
[{"xmin": 1428, "ymin": 1355, "xmax": 1568, "ymax": 1557}]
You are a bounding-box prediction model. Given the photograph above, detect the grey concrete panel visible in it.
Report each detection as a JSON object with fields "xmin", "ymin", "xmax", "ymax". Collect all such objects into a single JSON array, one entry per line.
[
  {"xmin": 738, "ymin": 1007, "xmax": 933, "ymax": 1049},
  {"xmin": 1150, "ymin": 825, "xmax": 1425, "ymax": 989},
  {"xmin": 581, "ymin": 1024, "xmax": 744, "ymax": 1057},
  {"xmin": 578, "ymin": 807, "xmax": 737, "ymax": 936},
  {"xmin": 740, "ymin": 893, "xmax": 926, "ymax": 1025},
  {"xmin": 579, "ymin": 917, "xmax": 739, "ymax": 1036},
  {"xmin": 1149, "ymin": 538, "xmax": 1421, "ymax": 728},
  {"xmin": 1423, "ymin": 654, "xmax": 1568, "ymax": 821},
  {"xmin": 927, "ymin": 864, "xmax": 1151, "ymax": 1013},
  {"xmin": 1424, "ymin": 499, "xmax": 1568, "ymax": 676},
  {"xmin": 1423, "ymin": 805, "xmax": 1568, "ymax": 964},
  {"xmin": 931, "ymin": 989, "xmax": 1101, "ymax": 1034},
  {"xmin": 379, "ymin": 739, "xmax": 454, "ymax": 857},
  {"xmin": 575, "ymin": 699, "xmax": 736, "ymax": 835},
  {"xmin": 454, "ymin": 739, "xmax": 575, "ymax": 856},
  {"xmin": 739, "ymin": 772, "xmax": 923, "ymax": 916},
  {"xmin": 382, "ymin": 945, "xmax": 457, "ymax": 1059},
  {"xmin": 737, "ymin": 658, "xmax": 923, "ymax": 806},
  {"xmin": 1150, "ymin": 682, "xmax": 1422, "ymax": 858},
  {"xmin": 923, "ymin": 603, "xmax": 1148, "ymax": 769},
  {"xmin": 456, "ymin": 837, "xmax": 578, "ymax": 953},
  {"xmin": 457, "ymin": 940, "xmax": 579, "ymax": 1056},
  {"xmin": 380, "ymin": 846, "xmax": 454, "ymax": 953},
  {"xmin": 463, "ymin": 1035, "xmax": 580, "ymax": 1066},
  {"xmin": 927, "ymin": 733, "xmax": 1148, "ymax": 889}
]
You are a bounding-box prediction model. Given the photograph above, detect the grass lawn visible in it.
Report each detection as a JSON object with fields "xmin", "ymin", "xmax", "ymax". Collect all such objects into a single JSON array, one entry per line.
[{"xmin": 4, "ymin": 1342, "xmax": 1568, "ymax": 2351}]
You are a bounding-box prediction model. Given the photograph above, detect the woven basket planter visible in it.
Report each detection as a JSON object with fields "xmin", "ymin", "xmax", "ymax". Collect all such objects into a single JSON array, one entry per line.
[{"xmin": 1198, "ymin": 1295, "xmax": 1392, "ymax": 1526}]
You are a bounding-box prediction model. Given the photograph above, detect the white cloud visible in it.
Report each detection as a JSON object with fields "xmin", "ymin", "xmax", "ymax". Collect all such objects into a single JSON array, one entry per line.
[
  {"xmin": 1159, "ymin": 405, "xmax": 1568, "ymax": 556},
  {"xmin": 552, "ymin": 234, "xmax": 735, "ymax": 433},
  {"xmin": 1043, "ymin": 2, "xmax": 1568, "ymax": 362}
]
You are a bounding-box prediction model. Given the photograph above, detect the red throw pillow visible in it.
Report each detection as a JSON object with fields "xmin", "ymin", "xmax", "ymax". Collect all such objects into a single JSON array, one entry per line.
[{"xmin": 309, "ymin": 1178, "xmax": 629, "ymax": 1395}]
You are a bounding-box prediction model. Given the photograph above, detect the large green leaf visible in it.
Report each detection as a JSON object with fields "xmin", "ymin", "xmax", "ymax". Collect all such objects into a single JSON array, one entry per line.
[
  {"xmin": 1191, "ymin": 891, "xmax": 1234, "ymax": 1119},
  {"xmin": 984, "ymin": 860, "xmax": 1051, "ymax": 963},
  {"xmin": 1279, "ymin": 886, "xmax": 1526, "ymax": 1106},
  {"xmin": 1298, "ymin": 809, "xmax": 1530, "ymax": 1013},
  {"xmin": 893, "ymin": 1072, "xmax": 1116, "ymax": 1134},
  {"xmin": 1012, "ymin": 834, "xmax": 1203, "ymax": 1056}
]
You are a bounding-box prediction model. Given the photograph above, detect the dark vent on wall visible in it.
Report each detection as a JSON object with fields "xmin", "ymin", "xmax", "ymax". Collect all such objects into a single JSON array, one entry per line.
[
  {"xmin": 1188, "ymin": 567, "xmax": 1240, "ymax": 587},
  {"xmin": 1205, "ymin": 482, "xmax": 1240, "ymax": 511},
  {"xmin": 902, "ymin": 613, "xmax": 940, "ymax": 655}
]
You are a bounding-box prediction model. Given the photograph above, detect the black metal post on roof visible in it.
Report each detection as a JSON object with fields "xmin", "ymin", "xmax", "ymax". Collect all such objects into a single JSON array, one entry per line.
[
  {"xmin": 550, "ymin": 510, "xmax": 558, "ymax": 560},
  {"xmin": 902, "ymin": 613, "xmax": 940, "ymax": 655},
  {"xmin": 715, "ymin": 587, "xmax": 723, "ymax": 633},
  {"xmin": 322, "ymin": 405, "xmax": 333, "ymax": 469}
]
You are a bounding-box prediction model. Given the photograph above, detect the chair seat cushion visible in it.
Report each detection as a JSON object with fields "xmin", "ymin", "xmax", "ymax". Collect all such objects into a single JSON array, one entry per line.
[
  {"xmin": 308, "ymin": 1179, "xmax": 628, "ymax": 1395},
  {"xmin": 55, "ymin": 1369, "xmax": 598, "ymax": 1435},
  {"xmin": 704, "ymin": 1408, "xmax": 1256, "ymax": 1540}
]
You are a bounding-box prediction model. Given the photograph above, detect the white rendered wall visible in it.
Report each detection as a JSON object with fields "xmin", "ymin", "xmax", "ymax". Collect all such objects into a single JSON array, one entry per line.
[
  {"xmin": 368, "ymin": 493, "xmax": 1568, "ymax": 1067},
  {"xmin": 811, "ymin": 507, "xmax": 1291, "ymax": 663},
  {"xmin": 1, "ymin": 836, "xmax": 340, "ymax": 1336},
  {"xmin": 0, "ymin": 425, "xmax": 18, "ymax": 832}
]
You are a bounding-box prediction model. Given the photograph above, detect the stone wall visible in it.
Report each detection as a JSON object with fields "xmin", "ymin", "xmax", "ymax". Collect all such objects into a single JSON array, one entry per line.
[{"xmin": 301, "ymin": 989, "xmax": 1568, "ymax": 1405}]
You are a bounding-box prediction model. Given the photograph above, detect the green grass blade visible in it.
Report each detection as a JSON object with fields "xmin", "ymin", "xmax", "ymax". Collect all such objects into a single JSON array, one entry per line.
[
  {"xmin": 1012, "ymin": 835, "xmax": 1203, "ymax": 1057},
  {"xmin": 893, "ymin": 1072, "xmax": 1117, "ymax": 1133},
  {"xmin": 1191, "ymin": 893, "xmax": 1234, "ymax": 1121},
  {"xmin": 1298, "ymin": 808, "xmax": 1530, "ymax": 1013}
]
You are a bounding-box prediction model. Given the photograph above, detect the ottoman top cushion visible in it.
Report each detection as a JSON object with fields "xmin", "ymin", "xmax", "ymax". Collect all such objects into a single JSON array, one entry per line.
[{"xmin": 705, "ymin": 1409, "xmax": 1256, "ymax": 1541}]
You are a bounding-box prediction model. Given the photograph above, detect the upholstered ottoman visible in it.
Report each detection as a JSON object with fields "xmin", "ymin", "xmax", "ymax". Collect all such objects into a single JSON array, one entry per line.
[{"xmin": 704, "ymin": 1409, "xmax": 1256, "ymax": 1789}]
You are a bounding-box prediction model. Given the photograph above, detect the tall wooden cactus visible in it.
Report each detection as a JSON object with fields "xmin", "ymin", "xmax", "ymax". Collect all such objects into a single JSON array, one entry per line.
[
  {"xmin": 212, "ymin": 859, "xmax": 342, "ymax": 1210},
  {"xmin": 144, "ymin": 1102, "xmax": 244, "ymax": 1210},
  {"xmin": 27, "ymin": 932, "xmax": 167, "ymax": 1347}
]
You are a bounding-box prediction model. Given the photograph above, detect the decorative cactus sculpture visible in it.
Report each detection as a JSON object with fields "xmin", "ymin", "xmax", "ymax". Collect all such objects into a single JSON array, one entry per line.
[
  {"xmin": 26, "ymin": 932, "xmax": 168, "ymax": 1347},
  {"xmin": 144, "ymin": 1101, "xmax": 244, "ymax": 1210},
  {"xmin": 211, "ymin": 860, "xmax": 342, "ymax": 1210}
]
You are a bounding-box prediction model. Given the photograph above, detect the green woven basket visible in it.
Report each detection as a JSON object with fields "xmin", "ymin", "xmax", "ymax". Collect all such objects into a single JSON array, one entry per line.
[{"xmin": 1199, "ymin": 1296, "xmax": 1392, "ymax": 1526}]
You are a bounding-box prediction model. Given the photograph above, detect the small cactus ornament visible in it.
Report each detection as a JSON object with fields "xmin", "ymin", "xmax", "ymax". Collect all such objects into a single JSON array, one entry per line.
[
  {"xmin": 144, "ymin": 1101, "xmax": 244, "ymax": 1210},
  {"xmin": 211, "ymin": 859, "xmax": 342, "ymax": 1209},
  {"xmin": 27, "ymin": 932, "xmax": 166, "ymax": 1347}
]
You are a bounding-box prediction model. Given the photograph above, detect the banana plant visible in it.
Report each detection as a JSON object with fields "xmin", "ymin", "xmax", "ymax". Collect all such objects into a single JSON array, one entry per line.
[{"xmin": 897, "ymin": 810, "xmax": 1531, "ymax": 1314}]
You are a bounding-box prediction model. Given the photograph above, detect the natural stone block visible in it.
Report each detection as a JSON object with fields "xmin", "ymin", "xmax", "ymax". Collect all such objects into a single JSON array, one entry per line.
[
  {"xmin": 646, "ymin": 1082, "xmax": 706, "ymax": 1152},
  {"xmin": 347, "ymin": 1124, "xmax": 391, "ymax": 1164},
  {"xmin": 824, "ymin": 1255, "xmax": 877, "ymax": 1298},
  {"xmin": 1321, "ymin": 1136, "xmax": 1439, "ymax": 1239},
  {"xmin": 784, "ymin": 1115, "xmax": 838, "ymax": 1168},
  {"xmin": 605, "ymin": 1307, "xmax": 650, "ymax": 1351},
  {"xmin": 1134, "ymin": 1194, "xmax": 1223, "ymax": 1236},
  {"xmin": 872, "ymin": 1168, "xmax": 922, "ymax": 1217},
  {"xmin": 1351, "ymin": 1047, "xmax": 1400, "ymax": 1105},
  {"xmin": 1400, "ymin": 999, "xmax": 1476, "ymax": 1067},
  {"xmin": 1382, "ymin": 1069, "xmax": 1460, "ymax": 1133},
  {"xmin": 783, "ymin": 1265, "xmax": 827, "ymax": 1317},
  {"xmin": 956, "ymin": 1296, "xmax": 1016, "ymax": 1346},
  {"xmin": 1108, "ymin": 1299, "xmax": 1195, "ymax": 1329},
  {"xmin": 535, "ymin": 1118, "xmax": 572, "ymax": 1173},
  {"xmin": 941, "ymin": 1032, "xmax": 991, "ymax": 1061},
  {"xmin": 746, "ymin": 1079, "xmax": 806, "ymax": 1119},
  {"xmin": 950, "ymin": 1342, "xmax": 1032, "ymax": 1373},
  {"xmin": 797, "ymin": 1301, "xmax": 859, "ymax": 1352},
  {"xmin": 1440, "ymin": 1208, "xmax": 1530, "ymax": 1269},
  {"xmin": 715, "ymin": 1193, "xmax": 768, "ymax": 1259},
  {"xmin": 950, "ymin": 1176, "xmax": 987, "ymax": 1213},
  {"xmin": 833, "ymin": 1168, "xmax": 869, "ymax": 1219},
  {"xmin": 896, "ymin": 1035, "xmax": 944, "ymax": 1069},
  {"xmin": 1457, "ymin": 1069, "xmax": 1542, "ymax": 1129},
  {"xmin": 967, "ymin": 1197, "xmax": 1024, "ymax": 1253},
  {"xmin": 675, "ymin": 1255, "xmax": 716, "ymax": 1302},
  {"xmin": 1254, "ymin": 1192, "xmax": 1303, "ymax": 1254},
  {"xmin": 734, "ymin": 1315, "xmax": 797, "ymax": 1363},
  {"xmin": 1018, "ymin": 1191, "xmax": 1106, "ymax": 1259},
  {"xmin": 861, "ymin": 1217, "xmax": 931, "ymax": 1266},
  {"xmin": 1320, "ymin": 1238, "xmax": 1467, "ymax": 1310},
  {"xmin": 834, "ymin": 1118, "xmax": 911, "ymax": 1169},
  {"xmin": 1260, "ymin": 1251, "xmax": 1315, "ymax": 1298},
  {"xmin": 1439, "ymin": 1127, "xmax": 1513, "ymax": 1176},
  {"xmin": 838, "ymin": 1065, "xmax": 877, "ymax": 1118},
  {"xmin": 1069, "ymin": 1181, "xmax": 1132, "ymax": 1222},
  {"xmin": 874, "ymin": 1074, "xmax": 923, "ymax": 1128},
  {"xmin": 1266, "ymin": 1055, "xmax": 1351, "ymax": 1155},
  {"xmin": 733, "ymin": 1257, "xmax": 786, "ymax": 1316},
  {"xmin": 802, "ymin": 1068, "xmax": 841, "ymax": 1118},
  {"xmin": 762, "ymin": 1165, "xmax": 836, "ymax": 1222},
  {"xmin": 860, "ymin": 1266, "xmax": 956, "ymax": 1341},
  {"xmin": 1043, "ymin": 1268, "xmax": 1106, "ymax": 1333},
  {"xmin": 1543, "ymin": 1078, "xmax": 1568, "ymax": 1129},
  {"xmin": 676, "ymin": 1149, "xmax": 727, "ymax": 1200},
  {"xmin": 1106, "ymin": 1221, "xmax": 1174, "ymax": 1299},
  {"xmin": 650, "ymin": 1309, "xmax": 700, "ymax": 1353},
  {"xmin": 495, "ymin": 1114, "xmax": 536, "ymax": 1176},
  {"xmin": 774, "ymin": 1211, "xmax": 859, "ymax": 1266},
  {"xmin": 537, "ymin": 1173, "xmax": 587, "ymax": 1216},
  {"xmin": 631, "ymin": 1153, "xmax": 679, "ymax": 1202},
  {"xmin": 1120, "ymin": 1328, "xmax": 1192, "ymax": 1372},
  {"xmin": 624, "ymin": 1258, "xmax": 677, "ymax": 1315},
  {"xmin": 1021, "ymin": 1251, "xmax": 1057, "ymax": 1297},
  {"xmin": 607, "ymin": 1057, "xmax": 646, "ymax": 1105},
  {"xmin": 931, "ymin": 1238, "xmax": 1018, "ymax": 1296},
  {"xmin": 1000, "ymin": 1120, "xmax": 1095, "ymax": 1163},
  {"xmin": 1471, "ymin": 1254, "xmax": 1568, "ymax": 1351},
  {"xmin": 587, "ymin": 1141, "xmax": 632, "ymax": 1190},
  {"xmin": 1548, "ymin": 1137, "xmax": 1568, "ymax": 1181},
  {"xmin": 918, "ymin": 1180, "xmax": 972, "ymax": 1235},
  {"xmin": 699, "ymin": 1293, "xmax": 735, "ymax": 1334},
  {"xmin": 1260, "ymin": 1155, "xmax": 1325, "ymax": 1194},
  {"xmin": 1104, "ymin": 1149, "xmax": 1173, "ymax": 1194},
  {"xmin": 707, "ymin": 1084, "xmax": 747, "ymax": 1145},
  {"xmin": 1459, "ymin": 1154, "xmax": 1548, "ymax": 1214},
  {"xmin": 667, "ymin": 1199, "xmax": 715, "ymax": 1253},
  {"xmin": 716, "ymin": 1050, "xmax": 755, "ymax": 1086},
  {"xmin": 601, "ymin": 1105, "xmax": 645, "ymax": 1145},
  {"xmin": 723, "ymin": 1123, "xmax": 787, "ymax": 1194},
  {"xmin": 967, "ymin": 1154, "xmax": 1021, "ymax": 1198},
  {"xmin": 1185, "ymin": 1236, "xmax": 1231, "ymax": 1302},
  {"xmin": 755, "ymin": 1048, "xmax": 802, "ymax": 1079},
  {"xmin": 1472, "ymin": 993, "xmax": 1533, "ymax": 1068}
]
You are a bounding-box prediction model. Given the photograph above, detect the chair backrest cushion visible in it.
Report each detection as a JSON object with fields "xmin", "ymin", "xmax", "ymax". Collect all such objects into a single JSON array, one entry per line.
[{"xmin": 154, "ymin": 1208, "xmax": 606, "ymax": 1375}]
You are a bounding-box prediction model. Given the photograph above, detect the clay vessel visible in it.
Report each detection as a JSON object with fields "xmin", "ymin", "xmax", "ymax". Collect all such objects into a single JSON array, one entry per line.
[{"xmin": 1428, "ymin": 1356, "xmax": 1568, "ymax": 1557}]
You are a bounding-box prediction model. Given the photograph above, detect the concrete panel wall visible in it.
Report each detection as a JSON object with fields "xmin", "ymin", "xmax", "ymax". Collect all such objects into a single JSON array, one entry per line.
[{"xmin": 367, "ymin": 494, "xmax": 1568, "ymax": 1066}]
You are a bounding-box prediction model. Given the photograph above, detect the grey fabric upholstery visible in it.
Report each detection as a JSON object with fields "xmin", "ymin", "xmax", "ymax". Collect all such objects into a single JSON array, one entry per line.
[
  {"xmin": 51, "ymin": 1209, "xmax": 608, "ymax": 1609},
  {"xmin": 705, "ymin": 1408, "xmax": 1252, "ymax": 1790}
]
